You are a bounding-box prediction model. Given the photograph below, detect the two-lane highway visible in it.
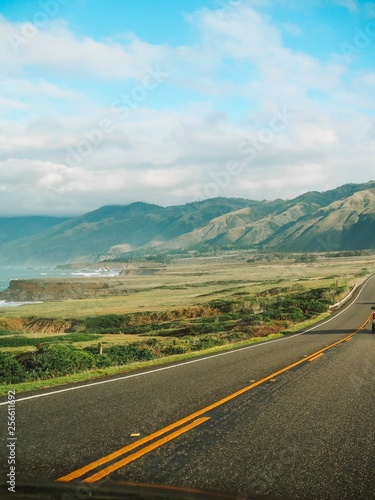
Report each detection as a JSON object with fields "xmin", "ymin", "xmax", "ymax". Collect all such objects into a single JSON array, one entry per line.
[{"xmin": 1, "ymin": 275, "xmax": 375, "ymax": 498}]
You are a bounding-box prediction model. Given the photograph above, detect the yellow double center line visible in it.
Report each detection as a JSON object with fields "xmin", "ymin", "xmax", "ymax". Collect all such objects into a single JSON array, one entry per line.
[{"xmin": 57, "ymin": 313, "xmax": 372, "ymax": 484}]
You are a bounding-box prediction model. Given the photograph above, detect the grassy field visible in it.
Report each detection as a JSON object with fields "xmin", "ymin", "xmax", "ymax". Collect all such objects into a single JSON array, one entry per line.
[
  {"xmin": 0, "ymin": 251, "xmax": 374, "ymax": 394},
  {"xmin": 0, "ymin": 312, "xmax": 333, "ymax": 396},
  {"xmin": 0, "ymin": 251, "xmax": 373, "ymax": 320}
]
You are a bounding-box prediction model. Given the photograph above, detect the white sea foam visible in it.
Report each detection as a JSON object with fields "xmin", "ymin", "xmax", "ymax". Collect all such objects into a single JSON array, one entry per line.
[{"xmin": 0, "ymin": 300, "xmax": 43, "ymax": 308}]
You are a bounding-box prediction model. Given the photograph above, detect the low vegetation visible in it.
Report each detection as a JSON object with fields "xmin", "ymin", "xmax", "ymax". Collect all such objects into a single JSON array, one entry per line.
[
  {"xmin": 0, "ymin": 283, "xmax": 346, "ymax": 384},
  {"xmin": 1, "ymin": 250, "xmax": 374, "ymax": 392}
]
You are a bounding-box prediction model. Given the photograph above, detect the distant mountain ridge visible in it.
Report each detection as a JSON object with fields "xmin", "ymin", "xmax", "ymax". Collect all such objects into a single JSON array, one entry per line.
[{"xmin": 0, "ymin": 181, "xmax": 374, "ymax": 264}]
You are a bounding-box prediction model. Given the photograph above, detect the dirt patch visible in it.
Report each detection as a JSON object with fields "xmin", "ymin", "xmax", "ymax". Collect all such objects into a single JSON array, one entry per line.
[{"xmin": 0, "ymin": 316, "xmax": 75, "ymax": 334}]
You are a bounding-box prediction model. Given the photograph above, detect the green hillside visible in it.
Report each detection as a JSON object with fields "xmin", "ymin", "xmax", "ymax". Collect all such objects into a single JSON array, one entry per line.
[{"xmin": 0, "ymin": 181, "xmax": 374, "ymax": 264}]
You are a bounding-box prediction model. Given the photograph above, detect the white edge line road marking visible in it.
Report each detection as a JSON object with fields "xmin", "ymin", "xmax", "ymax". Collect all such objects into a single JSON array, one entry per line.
[{"xmin": 1, "ymin": 275, "xmax": 373, "ymax": 406}]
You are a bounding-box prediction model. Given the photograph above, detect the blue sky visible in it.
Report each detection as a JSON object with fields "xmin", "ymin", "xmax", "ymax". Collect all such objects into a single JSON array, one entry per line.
[{"xmin": 0, "ymin": 0, "xmax": 375, "ymax": 215}]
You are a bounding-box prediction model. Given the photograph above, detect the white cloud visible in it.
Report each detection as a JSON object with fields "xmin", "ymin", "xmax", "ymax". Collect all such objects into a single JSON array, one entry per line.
[
  {"xmin": 364, "ymin": 2, "xmax": 375, "ymax": 18},
  {"xmin": 333, "ymin": 0, "xmax": 358, "ymax": 11},
  {"xmin": 0, "ymin": 3, "xmax": 373, "ymax": 215},
  {"xmin": 1, "ymin": 16, "xmax": 169, "ymax": 81}
]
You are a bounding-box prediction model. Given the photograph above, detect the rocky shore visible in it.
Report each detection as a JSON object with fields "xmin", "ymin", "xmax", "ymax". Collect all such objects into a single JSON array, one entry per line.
[{"xmin": 0, "ymin": 277, "xmax": 131, "ymax": 302}]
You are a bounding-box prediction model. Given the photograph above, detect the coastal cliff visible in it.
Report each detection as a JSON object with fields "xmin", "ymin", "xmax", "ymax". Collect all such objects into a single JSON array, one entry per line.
[{"xmin": 0, "ymin": 278, "xmax": 130, "ymax": 302}]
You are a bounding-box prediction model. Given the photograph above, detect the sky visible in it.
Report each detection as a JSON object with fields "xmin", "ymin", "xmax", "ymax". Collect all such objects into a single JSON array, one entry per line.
[{"xmin": 1, "ymin": 0, "xmax": 375, "ymax": 216}]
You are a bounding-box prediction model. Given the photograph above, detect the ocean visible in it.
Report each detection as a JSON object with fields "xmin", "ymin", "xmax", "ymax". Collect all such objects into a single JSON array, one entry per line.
[
  {"xmin": 0, "ymin": 266, "xmax": 69, "ymax": 291},
  {"xmin": 0, "ymin": 266, "xmax": 121, "ymax": 307}
]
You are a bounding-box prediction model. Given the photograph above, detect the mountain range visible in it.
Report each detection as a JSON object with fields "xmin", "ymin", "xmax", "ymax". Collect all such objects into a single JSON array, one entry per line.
[{"xmin": 0, "ymin": 181, "xmax": 374, "ymax": 265}]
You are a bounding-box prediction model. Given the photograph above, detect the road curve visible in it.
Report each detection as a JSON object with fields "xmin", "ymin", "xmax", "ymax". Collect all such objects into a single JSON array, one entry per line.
[{"xmin": 1, "ymin": 275, "xmax": 375, "ymax": 499}]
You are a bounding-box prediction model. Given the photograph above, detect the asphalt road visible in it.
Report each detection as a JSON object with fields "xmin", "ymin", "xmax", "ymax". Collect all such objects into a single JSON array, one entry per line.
[{"xmin": 1, "ymin": 275, "xmax": 375, "ymax": 499}]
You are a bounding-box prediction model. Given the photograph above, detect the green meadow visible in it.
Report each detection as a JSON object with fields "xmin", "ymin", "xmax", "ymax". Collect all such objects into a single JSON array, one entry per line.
[{"xmin": 0, "ymin": 251, "xmax": 374, "ymax": 394}]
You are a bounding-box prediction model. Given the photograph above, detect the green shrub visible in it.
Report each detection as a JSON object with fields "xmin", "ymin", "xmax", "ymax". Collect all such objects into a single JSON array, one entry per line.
[
  {"xmin": 143, "ymin": 338, "xmax": 163, "ymax": 348},
  {"xmin": 82, "ymin": 346, "xmax": 112, "ymax": 368},
  {"xmin": 83, "ymin": 314, "xmax": 131, "ymax": 333},
  {"xmin": 33, "ymin": 344, "xmax": 96, "ymax": 377},
  {"xmin": 0, "ymin": 336, "xmax": 35, "ymax": 347},
  {"xmin": 122, "ymin": 324, "xmax": 152, "ymax": 335},
  {"xmin": 162, "ymin": 344, "xmax": 187, "ymax": 355},
  {"xmin": 0, "ymin": 329, "xmax": 14, "ymax": 336},
  {"xmin": 0, "ymin": 333, "xmax": 99, "ymax": 348},
  {"xmin": 258, "ymin": 287, "xmax": 331, "ymax": 323},
  {"xmin": 16, "ymin": 351, "xmax": 38, "ymax": 371},
  {"xmin": 192, "ymin": 336, "xmax": 225, "ymax": 350},
  {"xmin": 287, "ymin": 307, "xmax": 306, "ymax": 322},
  {"xmin": 106, "ymin": 343, "xmax": 155, "ymax": 365},
  {"xmin": 208, "ymin": 299, "xmax": 234, "ymax": 313},
  {"xmin": 92, "ymin": 354, "xmax": 112, "ymax": 368},
  {"xmin": 0, "ymin": 352, "xmax": 25, "ymax": 383}
]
